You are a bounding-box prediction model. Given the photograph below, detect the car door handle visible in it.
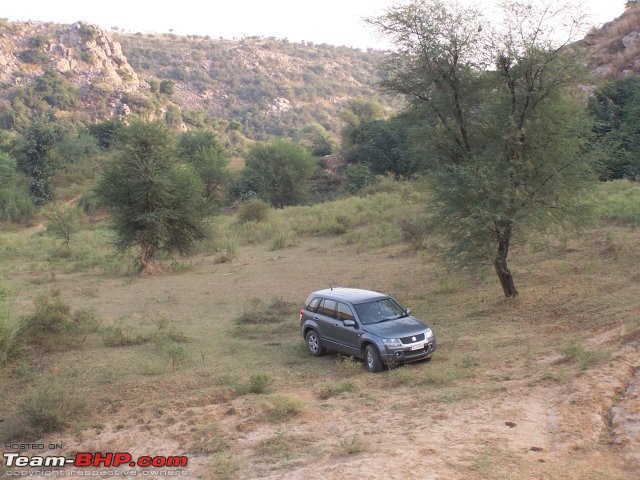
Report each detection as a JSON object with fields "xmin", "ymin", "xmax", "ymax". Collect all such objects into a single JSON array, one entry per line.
[{"xmin": 313, "ymin": 316, "xmax": 318, "ymax": 320}]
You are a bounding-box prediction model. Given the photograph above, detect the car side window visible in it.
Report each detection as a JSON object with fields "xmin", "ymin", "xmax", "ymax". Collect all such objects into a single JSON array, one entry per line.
[
  {"xmin": 336, "ymin": 302, "xmax": 355, "ymax": 321},
  {"xmin": 307, "ymin": 297, "xmax": 320, "ymax": 312},
  {"xmin": 317, "ymin": 299, "xmax": 337, "ymax": 318}
]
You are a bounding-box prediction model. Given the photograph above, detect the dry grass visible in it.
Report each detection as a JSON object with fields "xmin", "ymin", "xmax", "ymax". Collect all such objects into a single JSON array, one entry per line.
[{"xmin": 0, "ymin": 182, "xmax": 638, "ymax": 478}]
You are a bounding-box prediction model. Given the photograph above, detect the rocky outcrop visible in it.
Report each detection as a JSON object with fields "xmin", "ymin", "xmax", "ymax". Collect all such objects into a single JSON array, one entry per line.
[{"xmin": 0, "ymin": 21, "xmax": 138, "ymax": 89}]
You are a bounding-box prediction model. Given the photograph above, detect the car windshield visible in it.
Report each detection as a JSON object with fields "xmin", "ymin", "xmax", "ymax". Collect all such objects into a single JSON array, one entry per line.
[{"xmin": 354, "ymin": 298, "xmax": 407, "ymax": 325}]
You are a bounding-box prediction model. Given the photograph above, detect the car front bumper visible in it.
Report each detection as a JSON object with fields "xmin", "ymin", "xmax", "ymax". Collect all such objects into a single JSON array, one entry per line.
[{"xmin": 381, "ymin": 338, "xmax": 437, "ymax": 364}]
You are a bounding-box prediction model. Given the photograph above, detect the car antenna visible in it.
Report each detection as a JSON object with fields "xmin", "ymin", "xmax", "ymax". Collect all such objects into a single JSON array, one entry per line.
[{"xmin": 329, "ymin": 285, "xmax": 333, "ymax": 291}]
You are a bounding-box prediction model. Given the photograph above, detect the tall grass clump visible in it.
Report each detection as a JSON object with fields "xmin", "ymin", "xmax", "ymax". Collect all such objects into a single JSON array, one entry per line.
[
  {"xmin": 0, "ymin": 290, "xmax": 20, "ymax": 365},
  {"xmin": 2, "ymin": 380, "xmax": 87, "ymax": 439}
]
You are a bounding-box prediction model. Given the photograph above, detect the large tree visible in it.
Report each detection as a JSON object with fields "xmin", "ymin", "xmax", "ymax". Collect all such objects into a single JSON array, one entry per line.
[
  {"xmin": 369, "ymin": 0, "xmax": 594, "ymax": 297},
  {"xmin": 97, "ymin": 121, "xmax": 206, "ymax": 273}
]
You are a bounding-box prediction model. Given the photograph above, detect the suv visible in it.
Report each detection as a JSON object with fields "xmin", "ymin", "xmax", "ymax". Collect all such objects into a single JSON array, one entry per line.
[{"xmin": 300, "ymin": 288, "xmax": 436, "ymax": 372}]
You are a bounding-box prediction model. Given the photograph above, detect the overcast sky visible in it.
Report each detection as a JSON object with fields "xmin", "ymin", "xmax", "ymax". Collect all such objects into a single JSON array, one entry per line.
[{"xmin": 2, "ymin": 1, "xmax": 627, "ymax": 49}]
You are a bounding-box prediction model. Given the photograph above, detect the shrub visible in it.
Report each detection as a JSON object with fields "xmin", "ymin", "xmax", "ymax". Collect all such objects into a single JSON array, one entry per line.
[
  {"xmin": 237, "ymin": 198, "xmax": 270, "ymax": 223},
  {"xmin": 20, "ymin": 290, "xmax": 100, "ymax": 350},
  {"xmin": 43, "ymin": 202, "xmax": 79, "ymax": 247},
  {"xmin": 339, "ymin": 435, "xmax": 366, "ymax": 455},
  {"xmin": 261, "ymin": 394, "xmax": 305, "ymax": 421},
  {"xmin": 247, "ymin": 372, "xmax": 272, "ymax": 394},
  {"xmin": 269, "ymin": 231, "xmax": 291, "ymax": 251},
  {"xmin": 19, "ymin": 382, "xmax": 86, "ymax": 434},
  {"xmin": 319, "ymin": 381, "xmax": 355, "ymax": 399}
]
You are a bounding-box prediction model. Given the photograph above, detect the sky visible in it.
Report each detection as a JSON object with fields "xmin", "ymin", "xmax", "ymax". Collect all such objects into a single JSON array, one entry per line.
[{"xmin": 1, "ymin": 1, "xmax": 628, "ymax": 50}]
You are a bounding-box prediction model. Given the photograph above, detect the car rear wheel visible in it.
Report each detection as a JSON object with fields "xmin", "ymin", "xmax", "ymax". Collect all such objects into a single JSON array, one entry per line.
[
  {"xmin": 365, "ymin": 344, "xmax": 383, "ymax": 373},
  {"xmin": 306, "ymin": 330, "xmax": 326, "ymax": 357}
]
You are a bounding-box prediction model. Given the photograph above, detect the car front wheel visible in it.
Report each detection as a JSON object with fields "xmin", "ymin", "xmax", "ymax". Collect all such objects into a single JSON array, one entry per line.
[
  {"xmin": 305, "ymin": 330, "xmax": 326, "ymax": 357},
  {"xmin": 365, "ymin": 344, "xmax": 383, "ymax": 372}
]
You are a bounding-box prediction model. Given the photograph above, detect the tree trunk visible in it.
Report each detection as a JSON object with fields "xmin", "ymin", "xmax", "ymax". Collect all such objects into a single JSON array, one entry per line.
[
  {"xmin": 494, "ymin": 230, "xmax": 519, "ymax": 298},
  {"xmin": 140, "ymin": 237, "xmax": 150, "ymax": 272}
]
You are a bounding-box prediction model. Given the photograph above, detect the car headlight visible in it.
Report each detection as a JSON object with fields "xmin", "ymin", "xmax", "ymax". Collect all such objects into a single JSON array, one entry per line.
[
  {"xmin": 382, "ymin": 337, "xmax": 402, "ymax": 348},
  {"xmin": 425, "ymin": 328, "xmax": 434, "ymax": 339}
]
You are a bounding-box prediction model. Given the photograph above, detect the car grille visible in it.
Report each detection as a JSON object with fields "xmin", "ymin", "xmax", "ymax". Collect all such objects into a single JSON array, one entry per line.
[{"xmin": 400, "ymin": 333, "xmax": 425, "ymax": 344}]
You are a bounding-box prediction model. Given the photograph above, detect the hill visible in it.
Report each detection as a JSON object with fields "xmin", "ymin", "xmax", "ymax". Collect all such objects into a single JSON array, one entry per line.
[
  {"xmin": 0, "ymin": 19, "xmax": 393, "ymax": 141},
  {"xmin": 583, "ymin": 4, "xmax": 640, "ymax": 78}
]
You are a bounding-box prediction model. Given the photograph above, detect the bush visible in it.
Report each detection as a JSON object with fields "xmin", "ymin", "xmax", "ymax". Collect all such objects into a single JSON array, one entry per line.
[
  {"xmin": 238, "ymin": 198, "xmax": 270, "ymax": 223},
  {"xmin": 344, "ymin": 164, "xmax": 374, "ymax": 194},
  {"xmin": 261, "ymin": 394, "xmax": 305, "ymax": 421},
  {"xmin": 20, "ymin": 290, "xmax": 100, "ymax": 350},
  {"xmin": 19, "ymin": 382, "xmax": 86, "ymax": 434},
  {"xmin": 319, "ymin": 381, "xmax": 355, "ymax": 399}
]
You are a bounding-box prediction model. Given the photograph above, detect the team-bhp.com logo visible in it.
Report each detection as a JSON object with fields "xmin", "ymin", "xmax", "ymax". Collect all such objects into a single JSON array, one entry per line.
[{"xmin": 3, "ymin": 452, "xmax": 188, "ymax": 473}]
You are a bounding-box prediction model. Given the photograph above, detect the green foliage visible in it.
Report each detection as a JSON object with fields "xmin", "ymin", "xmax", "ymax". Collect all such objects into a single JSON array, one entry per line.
[
  {"xmin": 297, "ymin": 123, "xmax": 334, "ymax": 156},
  {"xmin": 587, "ymin": 179, "xmax": 640, "ymax": 226},
  {"xmin": 160, "ymin": 79, "xmax": 175, "ymax": 95},
  {"xmin": 18, "ymin": 48, "xmax": 48, "ymax": 64},
  {"xmin": 18, "ymin": 382, "xmax": 86, "ymax": 434},
  {"xmin": 16, "ymin": 120, "xmax": 69, "ymax": 205},
  {"xmin": 96, "ymin": 121, "xmax": 207, "ymax": 269},
  {"xmin": 589, "ymin": 77, "xmax": 640, "ymax": 179},
  {"xmin": 0, "ymin": 287, "xmax": 21, "ymax": 366},
  {"xmin": 344, "ymin": 164, "xmax": 374, "ymax": 194},
  {"xmin": 177, "ymin": 130, "xmax": 229, "ymax": 205},
  {"xmin": 319, "ymin": 381, "xmax": 355, "ymax": 399},
  {"xmin": 237, "ymin": 198, "xmax": 270, "ymax": 223},
  {"xmin": 34, "ymin": 71, "xmax": 78, "ymax": 110},
  {"xmin": 20, "ymin": 290, "xmax": 100, "ymax": 350},
  {"xmin": 87, "ymin": 120, "xmax": 124, "ymax": 149},
  {"xmin": 148, "ymin": 79, "xmax": 160, "ymax": 93},
  {"xmin": 43, "ymin": 202, "xmax": 80, "ymax": 247},
  {"xmin": 0, "ymin": 152, "xmax": 34, "ymax": 222},
  {"xmin": 371, "ymin": 0, "xmax": 596, "ymax": 297},
  {"xmin": 260, "ymin": 394, "xmax": 305, "ymax": 421},
  {"xmin": 242, "ymin": 139, "xmax": 318, "ymax": 207}
]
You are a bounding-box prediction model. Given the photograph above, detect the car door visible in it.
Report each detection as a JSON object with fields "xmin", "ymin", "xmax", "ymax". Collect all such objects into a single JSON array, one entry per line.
[
  {"xmin": 331, "ymin": 301, "xmax": 361, "ymax": 356},
  {"xmin": 313, "ymin": 298, "xmax": 338, "ymax": 347}
]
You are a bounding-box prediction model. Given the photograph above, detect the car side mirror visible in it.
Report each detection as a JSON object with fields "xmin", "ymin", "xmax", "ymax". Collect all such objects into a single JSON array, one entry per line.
[
  {"xmin": 343, "ymin": 320, "xmax": 356, "ymax": 327},
  {"xmin": 405, "ymin": 308, "xmax": 412, "ymax": 315}
]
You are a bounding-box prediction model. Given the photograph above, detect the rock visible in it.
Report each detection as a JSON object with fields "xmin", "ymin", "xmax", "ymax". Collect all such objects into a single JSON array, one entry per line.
[
  {"xmin": 622, "ymin": 31, "xmax": 640, "ymax": 49},
  {"xmin": 54, "ymin": 58, "xmax": 71, "ymax": 73}
]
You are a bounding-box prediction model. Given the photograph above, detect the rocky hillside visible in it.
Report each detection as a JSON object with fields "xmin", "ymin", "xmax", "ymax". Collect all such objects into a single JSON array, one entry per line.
[
  {"xmin": 583, "ymin": 5, "xmax": 640, "ymax": 78},
  {"xmin": 0, "ymin": 19, "xmax": 392, "ymax": 141}
]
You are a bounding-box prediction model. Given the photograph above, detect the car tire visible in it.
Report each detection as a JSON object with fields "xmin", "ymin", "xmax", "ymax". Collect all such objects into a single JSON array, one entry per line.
[
  {"xmin": 305, "ymin": 330, "xmax": 326, "ymax": 357},
  {"xmin": 365, "ymin": 344, "xmax": 383, "ymax": 373}
]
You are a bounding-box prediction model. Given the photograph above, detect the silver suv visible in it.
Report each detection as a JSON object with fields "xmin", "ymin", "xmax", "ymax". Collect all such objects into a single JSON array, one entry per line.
[{"xmin": 299, "ymin": 288, "xmax": 436, "ymax": 372}]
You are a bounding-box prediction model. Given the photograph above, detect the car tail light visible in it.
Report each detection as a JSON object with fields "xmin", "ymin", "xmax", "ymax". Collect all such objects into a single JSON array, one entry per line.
[{"xmin": 299, "ymin": 309, "xmax": 304, "ymax": 321}]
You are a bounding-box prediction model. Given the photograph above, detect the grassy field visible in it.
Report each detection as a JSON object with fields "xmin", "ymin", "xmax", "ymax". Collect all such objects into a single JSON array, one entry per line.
[{"xmin": 0, "ymin": 180, "xmax": 639, "ymax": 479}]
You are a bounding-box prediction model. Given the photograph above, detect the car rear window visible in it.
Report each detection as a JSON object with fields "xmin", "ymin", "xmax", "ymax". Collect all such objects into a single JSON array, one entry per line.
[
  {"xmin": 306, "ymin": 297, "xmax": 320, "ymax": 312},
  {"xmin": 317, "ymin": 299, "xmax": 337, "ymax": 318}
]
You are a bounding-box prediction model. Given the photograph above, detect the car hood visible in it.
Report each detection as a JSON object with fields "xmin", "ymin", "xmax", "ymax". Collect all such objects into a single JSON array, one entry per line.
[{"xmin": 361, "ymin": 316, "xmax": 429, "ymax": 338}]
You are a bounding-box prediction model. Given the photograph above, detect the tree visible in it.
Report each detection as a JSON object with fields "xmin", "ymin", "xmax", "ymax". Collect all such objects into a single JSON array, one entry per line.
[
  {"xmin": 43, "ymin": 202, "xmax": 79, "ymax": 248},
  {"xmin": 177, "ymin": 130, "xmax": 229, "ymax": 206},
  {"xmin": 242, "ymin": 139, "xmax": 318, "ymax": 208},
  {"xmin": 96, "ymin": 121, "xmax": 206, "ymax": 273},
  {"xmin": 347, "ymin": 117, "xmax": 424, "ymax": 177},
  {"xmin": 17, "ymin": 120, "xmax": 68, "ymax": 205},
  {"xmin": 588, "ymin": 77, "xmax": 640, "ymax": 179},
  {"xmin": 369, "ymin": 0, "xmax": 594, "ymax": 297}
]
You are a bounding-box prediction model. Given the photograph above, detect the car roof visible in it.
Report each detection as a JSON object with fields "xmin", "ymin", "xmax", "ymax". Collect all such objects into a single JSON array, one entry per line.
[{"xmin": 311, "ymin": 288, "xmax": 389, "ymax": 304}]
